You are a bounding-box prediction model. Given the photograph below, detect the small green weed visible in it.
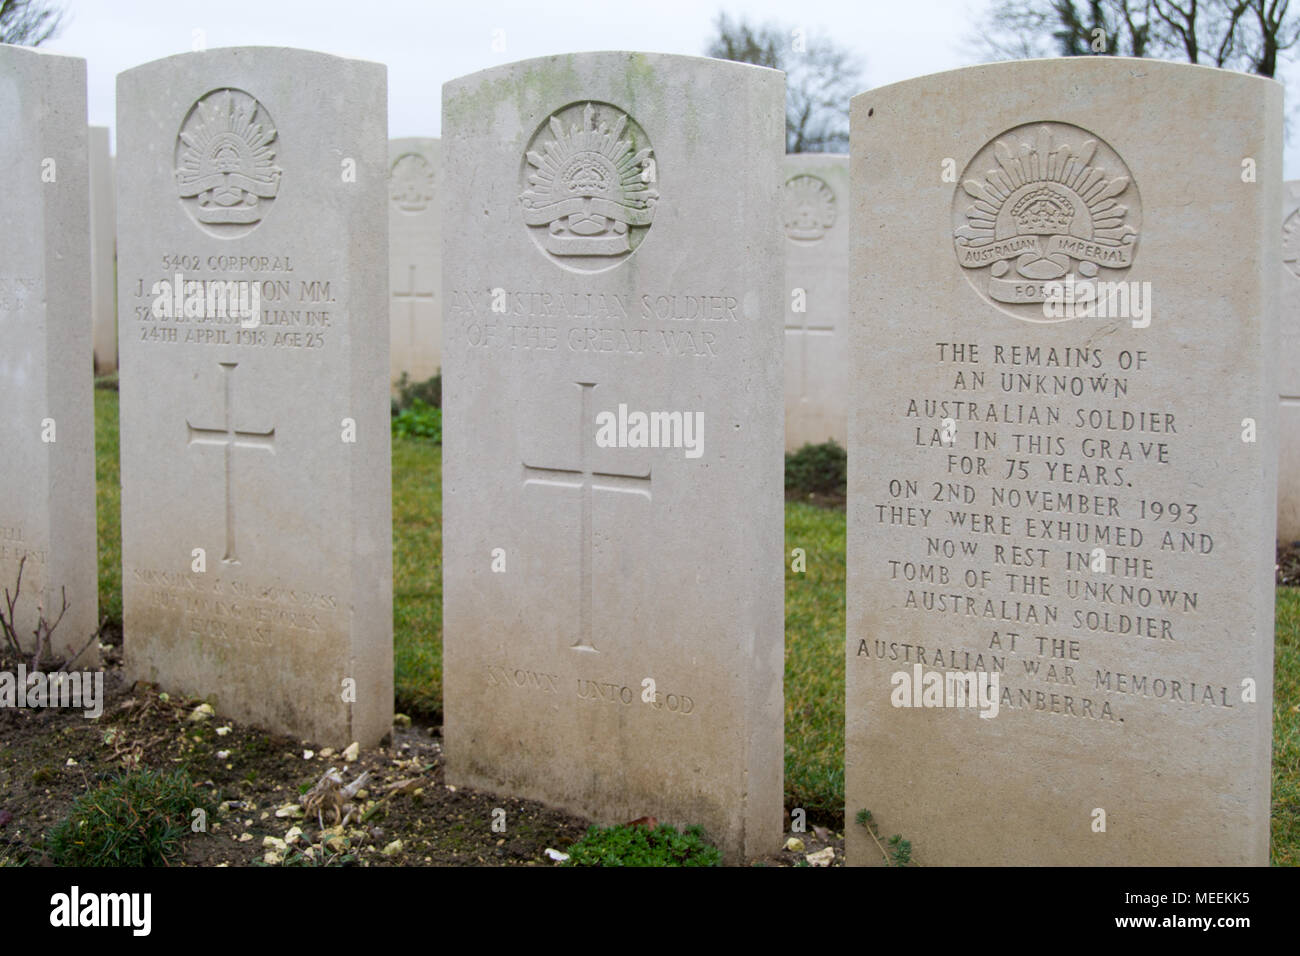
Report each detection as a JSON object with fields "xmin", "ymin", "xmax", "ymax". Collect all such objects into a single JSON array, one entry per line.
[
  {"xmin": 855, "ymin": 809, "xmax": 915, "ymax": 866},
  {"xmin": 391, "ymin": 399, "xmax": 442, "ymax": 442},
  {"xmin": 785, "ymin": 440, "xmax": 847, "ymax": 497},
  {"xmin": 46, "ymin": 769, "xmax": 216, "ymax": 867},
  {"xmin": 563, "ymin": 823, "xmax": 721, "ymax": 867}
]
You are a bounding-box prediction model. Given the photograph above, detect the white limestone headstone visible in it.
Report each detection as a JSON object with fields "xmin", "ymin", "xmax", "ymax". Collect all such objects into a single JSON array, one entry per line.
[
  {"xmin": 846, "ymin": 59, "xmax": 1279, "ymax": 866},
  {"xmin": 784, "ymin": 153, "xmax": 848, "ymax": 451},
  {"xmin": 441, "ymin": 52, "xmax": 786, "ymax": 861},
  {"xmin": 0, "ymin": 46, "xmax": 99, "ymax": 666},
  {"xmin": 388, "ymin": 137, "xmax": 441, "ymax": 386},
  {"xmin": 116, "ymin": 48, "xmax": 392, "ymax": 746},
  {"xmin": 89, "ymin": 125, "xmax": 117, "ymax": 375},
  {"xmin": 1278, "ymin": 181, "xmax": 1300, "ymax": 543}
]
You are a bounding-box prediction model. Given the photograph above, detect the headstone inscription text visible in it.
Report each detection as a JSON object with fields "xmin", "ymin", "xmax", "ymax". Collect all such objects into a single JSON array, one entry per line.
[{"xmin": 846, "ymin": 59, "xmax": 1279, "ymax": 866}]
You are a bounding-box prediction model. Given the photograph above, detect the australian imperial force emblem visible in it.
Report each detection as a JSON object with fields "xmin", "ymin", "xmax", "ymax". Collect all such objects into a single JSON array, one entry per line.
[
  {"xmin": 952, "ymin": 122, "xmax": 1140, "ymax": 322},
  {"xmin": 783, "ymin": 174, "xmax": 837, "ymax": 242},
  {"xmin": 390, "ymin": 152, "xmax": 435, "ymax": 215},
  {"xmin": 520, "ymin": 102, "xmax": 658, "ymax": 272},
  {"xmin": 1282, "ymin": 200, "xmax": 1300, "ymax": 280},
  {"xmin": 175, "ymin": 88, "xmax": 281, "ymax": 238}
]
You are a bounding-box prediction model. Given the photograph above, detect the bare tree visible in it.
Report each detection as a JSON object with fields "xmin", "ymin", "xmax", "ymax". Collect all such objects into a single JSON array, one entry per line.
[
  {"xmin": 705, "ymin": 11, "xmax": 864, "ymax": 153},
  {"xmin": 0, "ymin": 0, "xmax": 64, "ymax": 46},
  {"xmin": 706, "ymin": 11, "xmax": 782, "ymax": 69},
  {"xmin": 1, "ymin": 555, "xmax": 101, "ymax": 671},
  {"xmin": 974, "ymin": 0, "xmax": 1299, "ymax": 76}
]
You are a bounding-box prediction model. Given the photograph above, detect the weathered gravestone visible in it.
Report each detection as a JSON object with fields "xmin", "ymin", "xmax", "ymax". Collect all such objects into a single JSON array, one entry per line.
[
  {"xmin": 0, "ymin": 46, "xmax": 99, "ymax": 665},
  {"xmin": 846, "ymin": 59, "xmax": 1279, "ymax": 866},
  {"xmin": 442, "ymin": 52, "xmax": 785, "ymax": 861},
  {"xmin": 1279, "ymin": 181, "xmax": 1300, "ymax": 543},
  {"xmin": 388, "ymin": 137, "xmax": 442, "ymax": 386},
  {"xmin": 116, "ymin": 48, "xmax": 392, "ymax": 746},
  {"xmin": 784, "ymin": 154, "xmax": 848, "ymax": 450},
  {"xmin": 90, "ymin": 126, "xmax": 117, "ymax": 375}
]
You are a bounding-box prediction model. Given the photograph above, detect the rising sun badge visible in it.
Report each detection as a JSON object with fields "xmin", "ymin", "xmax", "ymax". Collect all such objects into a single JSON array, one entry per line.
[
  {"xmin": 952, "ymin": 122, "xmax": 1140, "ymax": 322},
  {"xmin": 390, "ymin": 152, "xmax": 435, "ymax": 215},
  {"xmin": 783, "ymin": 174, "xmax": 837, "ymax": 242},
  {"xmin": 175, "ymin": 88, "xmax": 281, "ymax": 238},
  {"xmin": 1283, "ymin": 197, "xmax": 1300, "ymax": 280},
  {"xmin": 520, "ymin": 102, "xmax": 658, "ymax": 272}
]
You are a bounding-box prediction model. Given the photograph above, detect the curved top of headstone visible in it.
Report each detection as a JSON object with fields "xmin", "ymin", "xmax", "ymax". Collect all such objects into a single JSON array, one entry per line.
[
  {"xmin": 0, "ymin": 42, "xmax": 84, "ymax": 65},
  {"xmin": 851, "ymin": 54, "xmax": 1280, "ymax": 326},
  {"xmin": 117, "ymin": 45, "xmax": 385, "ymax": 81},
  {"xmin": 851, "ymin": 54, "xmax": 1280, "ymax": 106},
  {"xmin": 444, "ymin": 50, "xmax": 782, "ymax": 280},
  {"xmin": 117, "ymin": 45, "xmax": 386, "ymax": 243},
  {"xmin": 845, "ymin": 49, "xmax": 1281, "ymax": 867},
  {"xmin": 444, "ymin": 49, "xmax": 782, "ymax": 92}
]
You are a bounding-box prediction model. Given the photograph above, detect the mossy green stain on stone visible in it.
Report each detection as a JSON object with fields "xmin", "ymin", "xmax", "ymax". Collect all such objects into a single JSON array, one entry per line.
[
  {"xmin": 443, "ymin": 55, "xmax": 586, "ymax": 136},
  {"xmin": 442, "ymin": 48, "xmax": 785, "ymax": 863}
]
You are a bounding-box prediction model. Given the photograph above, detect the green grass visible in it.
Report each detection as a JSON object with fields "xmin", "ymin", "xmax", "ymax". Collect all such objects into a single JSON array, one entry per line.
[
  {"xmin": 94, "ymin": 387, "xmax": 122, "ymax": 632},
  {"xmin": 392, "ymin": 437, "xmax": 443, "ymax": 717},
  {"xmin": 1274, "ymin": 587, "xmax": 1300, "ymax": 865},
  {"xmin": 563, "ymin": 823, "xmax": 721, "ymax": 867},
  {"xmin": 391, "ymin": 400, "xmax": 442, "ymax": 442},
  {"xmin": 784, "ymin": 501, "xmax": 846, "ymax": 823},
  {"xmin": 90, "ymin": 391, "xmax": 1300, "ymax": 862},
  {"xmin": 46, "ymin": 769, "xmax": 215, "ymax": 867}
]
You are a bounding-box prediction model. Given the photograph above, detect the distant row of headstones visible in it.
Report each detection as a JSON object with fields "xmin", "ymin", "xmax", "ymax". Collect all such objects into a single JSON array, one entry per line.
[
  {"xmin": 383, "ymin": 138, "xmax": 850, "ymax": 453},
  {"xmin": 89, "ymin": 133, "xmax": 848, "ymax": 452},
  {"xmin": 1, "ymin": 43, "xmax": 1282, "ymax": 864}
]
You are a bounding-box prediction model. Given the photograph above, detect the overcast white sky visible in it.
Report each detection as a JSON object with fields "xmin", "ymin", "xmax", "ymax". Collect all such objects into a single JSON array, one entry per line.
[{"xmin": 39, "ymin": 0, "xmax": 1300, "ymax": 175}]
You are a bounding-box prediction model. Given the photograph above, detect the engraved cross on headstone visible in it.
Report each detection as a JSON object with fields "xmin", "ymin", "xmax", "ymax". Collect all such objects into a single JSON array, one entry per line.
[
  {"xmin": 785, "ymin": 312, "xmax": 834, "ymax": 401},
  {"xmin": 393, "ymin": 263, "xmax": 435, "ymax": 350},
  {"xmin": 522, "ymin": 381, "xmax": 651, "ymax": 653},
  {"xmin": 186, "ymin": 361, "xmax": 276, "ymax": 565}
]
